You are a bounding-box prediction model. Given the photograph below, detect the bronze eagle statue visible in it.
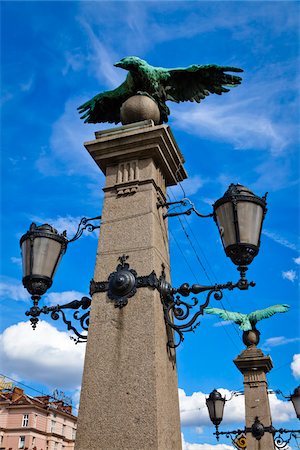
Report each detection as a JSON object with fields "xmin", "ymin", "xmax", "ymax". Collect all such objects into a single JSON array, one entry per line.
[
  {"xmin": 205, "ymin": 304, "xmax": 290, "ymax": 331},
  {"xmin": 78, "ymin": 56, "xmax": 243, "ymax": 124}
]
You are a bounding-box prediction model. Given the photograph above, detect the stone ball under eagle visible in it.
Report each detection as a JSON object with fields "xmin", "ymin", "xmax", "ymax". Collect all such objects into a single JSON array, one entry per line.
[{"xmin": 120, "ymin": 95, "xmax": 160, "ymax": 125}]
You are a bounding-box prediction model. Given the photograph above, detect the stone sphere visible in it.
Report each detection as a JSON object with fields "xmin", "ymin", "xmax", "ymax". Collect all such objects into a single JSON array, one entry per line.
[
  {"xmin": 120, "ymin": 95, "xmax": 161, "ymax": 125},
  {"xmin": 242, "ymin": 329, "xmax": 260, "ymax": 347}
]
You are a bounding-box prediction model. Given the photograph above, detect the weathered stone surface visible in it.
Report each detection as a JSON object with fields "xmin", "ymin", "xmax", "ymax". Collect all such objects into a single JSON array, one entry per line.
[
  {"xmin": 75, "ymin": 122, "xmax": 184, "ymax": 450},
  {"xmin": 234, "ymin": 347, "xmax": 275, "ymax": 450},
  {"xmin": 120, "ymin": 95, "xmax": 161, "ymax": 125}
]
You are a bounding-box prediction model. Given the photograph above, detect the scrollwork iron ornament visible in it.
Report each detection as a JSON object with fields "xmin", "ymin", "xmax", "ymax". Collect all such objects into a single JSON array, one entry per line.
[
  {"xmin": 213, "ymin": 418, "xmax": 300, "ymax": 448},
  {"xmin": 68, "ymin": 215, "xmax": 101, "ymax": 242},
  {"xmin": 91, "ymin": 256, "xmax": 255, "ymax": 348},
  {"xmin": 273, "ymin": 430, "xmax": 300, "ymax": 449},
  {"xmin": 26, "ymin": 297, "xmax": 91, "ymax": 343},
  {"xmin": 26, "ymin": 255, "xmax": 256, "ymax": 347}
]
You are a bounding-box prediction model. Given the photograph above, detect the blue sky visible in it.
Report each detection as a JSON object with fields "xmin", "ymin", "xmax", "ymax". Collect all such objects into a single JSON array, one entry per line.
[{"xmin": 1, "ymin": 1, "xmax": 299, "ymax": 449}]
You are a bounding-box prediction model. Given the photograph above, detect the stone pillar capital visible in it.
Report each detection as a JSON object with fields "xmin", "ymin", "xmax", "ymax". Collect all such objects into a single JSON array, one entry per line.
[{"xmin": 84, "ymin": 120, "xmax": 187, "ymax": 186}]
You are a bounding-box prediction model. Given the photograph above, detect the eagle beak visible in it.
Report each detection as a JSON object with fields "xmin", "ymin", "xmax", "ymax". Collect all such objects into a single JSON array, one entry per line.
[{"xmin": 114, "ymin": 61, "xmax": 123, "ymax": 68}]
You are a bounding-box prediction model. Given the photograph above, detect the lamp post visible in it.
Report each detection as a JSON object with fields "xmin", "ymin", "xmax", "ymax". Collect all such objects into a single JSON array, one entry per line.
[
  {"xmin": 206, "ymin": 387, "xmax": 300, "ymax": 449},
  {"xmin": 19, "ymin": 122, "xmax": 267, "ymax": 450}
]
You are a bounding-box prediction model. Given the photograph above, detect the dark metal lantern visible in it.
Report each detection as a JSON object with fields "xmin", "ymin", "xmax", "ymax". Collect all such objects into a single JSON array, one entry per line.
[
  {"xmin": 206, "ymin": 389, "xmax": 225, "ymax": 427},
  {"xmin": 213, "ymin": 184, "xmax": 267, "ymax": 270},
  {"xmin": 291, "ymin": 386, "xmax": 300, "ymax": 419},
  {"xmin": 20, "ymin": 223, "xmax": 68, "ymax": 300}
]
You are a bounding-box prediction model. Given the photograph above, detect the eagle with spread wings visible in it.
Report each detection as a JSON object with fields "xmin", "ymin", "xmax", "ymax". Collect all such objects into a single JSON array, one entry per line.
[
  {"xmin": 78, "ymin": 56, "xmax": 243, "ymax": 124},
  {"xmin": 205, "ymin": 304, "xmax": 290, "ymax": 331}
]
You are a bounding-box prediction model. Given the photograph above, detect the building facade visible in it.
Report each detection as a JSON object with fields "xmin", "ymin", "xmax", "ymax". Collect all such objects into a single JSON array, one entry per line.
[{"xmin": 0, "ymin": 387, "xmax": 77, "ymax": 450}]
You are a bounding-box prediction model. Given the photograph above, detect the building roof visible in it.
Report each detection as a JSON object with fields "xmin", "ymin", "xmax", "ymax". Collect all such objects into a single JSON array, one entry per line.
[{"xmin": 0, "ymin": 387, "xmax": 76, "ymax": 419}]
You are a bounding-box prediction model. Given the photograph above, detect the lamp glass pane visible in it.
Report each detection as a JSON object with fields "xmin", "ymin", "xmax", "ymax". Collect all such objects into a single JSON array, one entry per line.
[
  {"xmin": 206, "ymin": 397, "xmax": 225, "ymax": 424},
  {"xmin": 215, "ymin": 203, "xmax": 236, "ymax": 248},
  {"xmin": 206, "ymin": 397, "xmax": 216, "ymax": 422},
  {"xmin": 237, "ymin": 202, "xmax": 263, "ymax": 246},
  {"xmin": 291, "ymin": 394, "xmax": 300, "ymax": 418},
  {"xmin": 214, "ymin": 398, "xmax": 225, "ymax": 421},
  {"xmin": 21, "ymin": 239, "xmax": 32, "ymax": 277},
  {"xmin": 32, "ymin": 237, "xmax": 63, "ymax": 278}
]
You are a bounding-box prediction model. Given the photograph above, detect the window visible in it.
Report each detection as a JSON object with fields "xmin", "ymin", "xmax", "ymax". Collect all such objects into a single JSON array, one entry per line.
[
  {"xmin": 62, "ymin": 424, "xmax": 66, "ymax": 436},
  {"xmin": 72, "ymin": 428, "xmax": 76, "ymax": 440},
  {"xmin": 18, "ymin": 436, "xmax": 25, "ymax": 449},
  {"xmin": 51, "ymin": 420, "xmax": 56, "ymax": 433},
  {"xmin": 22, "ymin": 414, "xmax": 29, "ymax": 427},
  {"xmin": 32, "ymin": 436, "xmax": 36, "ymax": 445},
  {"xmin": 54, "ymin": 442, "xmax": 58, "ymax": 449}
]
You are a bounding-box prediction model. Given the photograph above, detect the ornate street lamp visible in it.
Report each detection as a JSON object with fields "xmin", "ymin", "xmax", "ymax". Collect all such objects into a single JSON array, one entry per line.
[
  {"xmin": 206, "ymin": 388, "xmax": 300, "ymax": 448},
  {"xmin": 20, "ymin": 223, "xmax": 68, "ymax": 300},
  {"xmin": 206, "ymin": 389, "xmax": 226, "ymax": 435},
  {"xmin": 213, "ymin": 184, "xmax": 267, "ymax": 280},
  {"xmin": 20, "ymin": 216, "xmax": 101, "ymax": 333}
]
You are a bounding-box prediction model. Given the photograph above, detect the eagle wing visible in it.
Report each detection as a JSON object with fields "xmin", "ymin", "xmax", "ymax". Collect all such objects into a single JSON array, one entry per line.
[
  {"xmin": 205, "ymin": 307, "xmax": 245, "ymax": 324},
  {"xmin": 163, "ymin": 65, "xmax": 243, "ymax": 103},
  {"xmin": 78, "ymin": 76, "xmax": 134, "ymax": 124},
  {"xmin": 248, "ymin": 304, "xmax": 290, "ymax": 325}
]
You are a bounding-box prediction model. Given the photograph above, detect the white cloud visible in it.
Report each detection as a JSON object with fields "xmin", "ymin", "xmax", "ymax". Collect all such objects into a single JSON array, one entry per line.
[
  {"xmin": 213, "ymin": 320, "xmax": 233, "ymax": 328},
  {"xmin": 282, "ymin": 270, "xmax": 297, "ymax": 283},
  {"xmin": 169, "ymin": 175, "xmax": 207, "ymax": 199},
  {"xmin": 62, "ymin": 50, "xmax": 85, "ymax": 76},
  {"xmin": 0, "ymin": 321, "xmax": 86, "ymax": 390},
  {"xmin": 0, "ymin": 276, "xmax": 29, "ymax": 302},
  {"xmin": 171, "ymin": 98, "xmax": 287, "ymax": 156},
  {"xmin": 179, "ymin": 388, "xmax": 244, "ymax": 427},
  {"xmin": 269, "ymin": 392, "xmax": 296, "ymax": 422},
  {"xmin": 182, "ymin": 433, "xmax": 234, "ymax": 450},
  {"xmin": 45, "ymin": 291, "xmax": 86, "ymax": 307},
  {"xmin": 293, "ymin": 256, "xmax": 300, "ymax": 265},
  {"xmin": 262, "ymin": 336, "xmax": 300, "ymax": 351},
  {"xmin": 179, "ymin": 387, "xmax": 295, "ymax": 428},
  {"xmin": 291, "ymin": 354, "xmax": 300, "ymax": 379},
  {"xmin": 79, "ymin": 19, "xmax": 124, "ymax": 88},
  {"xmin": 35, "ymin": 97, "xmax": 104, "ymax": 180},
  {"xmin": 262, "ymin": 230, "xmax": 297, "ymax": 251},
  {"xmin": 10, "ymin": 256, "xmax": 22, "ymax": 266}
]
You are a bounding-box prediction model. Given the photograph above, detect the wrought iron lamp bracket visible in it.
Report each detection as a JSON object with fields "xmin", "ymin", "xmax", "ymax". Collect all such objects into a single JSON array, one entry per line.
[
  {"xmin": 157, "ymin": 198, "xmax": 213, "ymax": 219},
  {"xmin": 25, "ymin": 255, "xmax": 255, "ymax": 346},
  {"xmin": 214, "ymin": 417, "xmax": 300, "ymax": 449},
  {"xmin": 25, "ymin": 296, "xmax": 91, "ymax": 343},
  {"xmin": 90, "ymin": 255, "xmax": 255, "ymax": 348},
  {"xmin": 67, "ymin": 215, "xmax": 101, "ymax": 243}
]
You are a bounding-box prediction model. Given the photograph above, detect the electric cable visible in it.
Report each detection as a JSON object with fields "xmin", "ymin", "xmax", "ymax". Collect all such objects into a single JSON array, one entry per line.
[{"xmin": 167, "ymin": 186, "xmax": 242, "ymax": 348}]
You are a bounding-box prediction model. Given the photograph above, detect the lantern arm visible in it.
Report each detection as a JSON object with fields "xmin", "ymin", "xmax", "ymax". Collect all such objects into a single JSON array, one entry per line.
[
  {"xmin": 25, "ymin": 296, "xmax": 91, "ymax": 344},
  {"xmin": 214, "ymin": 427, "xmax": 245, "ymax": 442},
  {"xmin": 157, "ymin": 198, "xmax": 213, "ymax": 219},
  {"xmin": 214, "ymin": 419, "xmax": 300, "ymax": 446},
  {"xmin": 67, "ymin": 215, "xmax": 101, "ymax": 243},
  {"xmin": 160, "ymin": 272, "xmax": 255, "ymax": 348}
]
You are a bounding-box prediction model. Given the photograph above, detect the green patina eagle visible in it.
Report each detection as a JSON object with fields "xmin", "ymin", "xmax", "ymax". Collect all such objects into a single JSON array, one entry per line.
[
  {"xmin": 205, "ymin": 304, "xmax": 290, "ymax": 331},
  {"xmin": 78, "ymin": 56, "xmax": 243, "ymax": 124}
]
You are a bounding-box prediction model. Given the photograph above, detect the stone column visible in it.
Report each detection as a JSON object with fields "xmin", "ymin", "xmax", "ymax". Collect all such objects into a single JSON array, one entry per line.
[
  {"xmin": 75, "ymin": 120, "xmax": 187, "ymax": 450},
  {"xmin": 234, "ymin": 342, "xmax": 275, "ymax": 450}
]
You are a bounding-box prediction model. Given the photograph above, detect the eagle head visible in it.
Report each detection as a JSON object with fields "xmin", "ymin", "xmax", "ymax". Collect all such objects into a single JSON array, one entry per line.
[{"xmin": 114, "ymin": 56, "xmax": 146, "ymax": 71}]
